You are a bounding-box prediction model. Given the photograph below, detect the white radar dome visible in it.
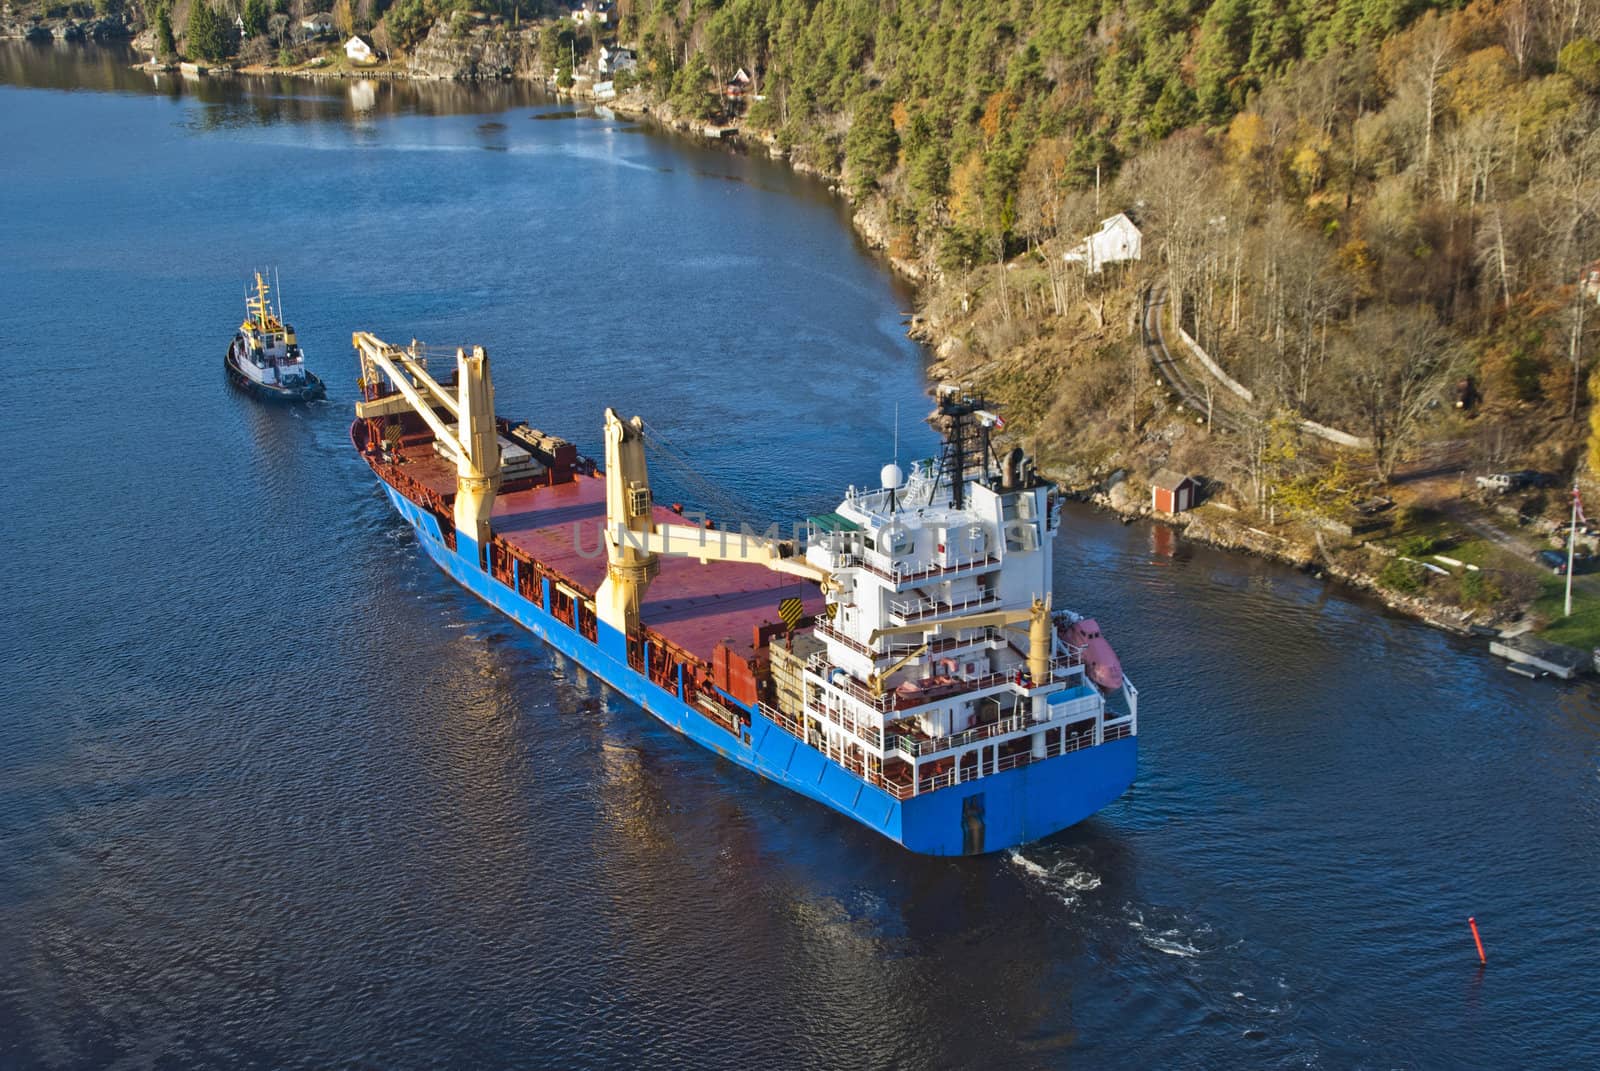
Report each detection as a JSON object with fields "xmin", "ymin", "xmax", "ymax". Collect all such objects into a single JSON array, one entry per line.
[{"xmin": 881, "ymin": 463, "xmax": 904, "ymax": 490}]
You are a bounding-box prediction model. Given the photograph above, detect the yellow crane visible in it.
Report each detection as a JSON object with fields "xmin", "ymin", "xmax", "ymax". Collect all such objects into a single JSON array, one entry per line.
[
  {"xmin": 869, "ymin": 597, "xmax": 1054, "ymax": 693},
  {"xmin": 594, "ymin": 408, "xmax": 832, "ymax": 639},
  {"xmin": 352, "ymin": 332, "xmax": 500, "ymax": 553}
]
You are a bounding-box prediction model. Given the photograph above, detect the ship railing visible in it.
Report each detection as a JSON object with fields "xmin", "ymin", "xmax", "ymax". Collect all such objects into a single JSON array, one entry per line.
[
  {"xmin": 885, "ymin": 713, "xmax": 1030, "ymax": 759},
  {"xmin": 757, "ymin": 702, "xmax": 916, "ymax": 801},
  {"xmin": 812, "ymin": 617, "xmax": 878, "ymax": 659},
  {"xmin": 760, "ymin": 701, "xmax": 805, "ymax": 740},
  {"xmin": 1103, "ymin": 719, "xmax": 1134, "ymax": 743},
  {"xmin": 886, "ymin": 591, "xmax": 1002, "ymax": 624},
  {"xmin": 848, "ymin": 549, "xmax": 1001, "ymax": 588},
  {"xmin": 804, "ymin": 654, "xmax": 899, "ymax": 712},
  {"xmin": 812, "ymin": 698, "xmax": 883, "ymax": 748},
  {"xmin": 817, "ymin": 619, "xmax": 1000, "ymax": 662},
  {"xmin": 820, "ymin": 539, "xmax": 999, "ymax": 586}
]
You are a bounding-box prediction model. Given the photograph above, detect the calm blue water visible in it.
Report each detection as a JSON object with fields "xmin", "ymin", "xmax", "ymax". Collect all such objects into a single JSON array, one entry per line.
[{"xmin": 2, "ymin": 42, "xmax": 1597, "ymax": 1070}]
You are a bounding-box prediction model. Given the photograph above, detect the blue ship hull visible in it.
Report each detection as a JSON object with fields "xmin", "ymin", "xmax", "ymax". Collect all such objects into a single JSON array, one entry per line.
[{"xmin": 380, "ymin": 483, "xmax": 1137, "ymax": 855}]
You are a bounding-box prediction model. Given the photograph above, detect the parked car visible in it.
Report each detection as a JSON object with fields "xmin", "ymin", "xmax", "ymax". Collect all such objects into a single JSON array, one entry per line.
[
  {"xmin": 1511, "ymin": 469, "xmax": 1556, "ymax": 489},
  {"xmin": 1538, "ymin": 549, "xmax": 1569, "ymax": 574},
  {"xmin": 1477, "ymin": 470, "xmax": 1555, "ymax": 493}
]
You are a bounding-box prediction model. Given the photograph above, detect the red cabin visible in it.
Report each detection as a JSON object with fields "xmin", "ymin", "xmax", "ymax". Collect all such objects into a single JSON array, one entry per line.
[{"xmin": 1151, "ymin": 470, "xmax": 1199, "ymax": 514}]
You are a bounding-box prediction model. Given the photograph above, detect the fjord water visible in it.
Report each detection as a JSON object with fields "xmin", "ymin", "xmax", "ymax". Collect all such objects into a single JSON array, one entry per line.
[{"xmin": 2, "ymin": 43, "xmax": 1597, "ymax": 1070}]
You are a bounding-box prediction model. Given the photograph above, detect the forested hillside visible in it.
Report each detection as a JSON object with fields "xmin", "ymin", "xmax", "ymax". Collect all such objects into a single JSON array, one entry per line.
[{"xmin": 615, "ymin": 0, "xmax": 1599, "ymax": 504}]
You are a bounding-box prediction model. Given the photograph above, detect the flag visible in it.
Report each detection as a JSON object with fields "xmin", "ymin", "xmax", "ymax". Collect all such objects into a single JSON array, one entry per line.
[{"xmin": 1577, "ymin": 485, "xmax": 1587, "ymax": 527}]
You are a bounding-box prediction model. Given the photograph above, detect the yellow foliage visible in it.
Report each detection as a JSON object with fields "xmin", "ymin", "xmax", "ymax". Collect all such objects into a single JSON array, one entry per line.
[
  {"xmin": 1587, "ymin": 368, "xmax": 1600, "ymax": 475},
  {"xmin": 890, "ymin": 100, "xmax": 909, "ymax": 133},
  {"xmin": 1224, "ymin": 111, "xmax": 1266, "ymax": 166},
  {"xmin": 979, "ymin": 91, "xmax": 1017, "ymax": 142},
  {"xmin": 949, "ymin": 150, "xmax": 985, "ymax": 230},
  {"xmin": 1336, "ymin": 239, "xmax": 1377, "ymax": 300},
  {"xmin": 1443, "ymin": 47, "xmax": 1513, "ymax": 119},
  {"xmin": 1290, "ymin": 134, "xmax": 1332, "ymax": 191}
]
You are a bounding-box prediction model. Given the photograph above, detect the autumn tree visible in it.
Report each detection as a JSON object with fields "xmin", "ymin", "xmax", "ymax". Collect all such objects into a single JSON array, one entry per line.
[
  {"xmin": 1381, "ymin": 11, "xmax": 1459, "ymax": 181},
  {"xmin": 1120, "ymin": 130, "xmax": 1221, "ymax": 346},
  {"xmin": 1532, "ymin": 104, "xmax": 1600, "ymax": 417}
]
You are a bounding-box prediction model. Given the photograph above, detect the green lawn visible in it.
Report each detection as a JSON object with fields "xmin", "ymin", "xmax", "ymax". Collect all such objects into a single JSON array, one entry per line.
[{"xmin": 1532, "ymin": 575, "xmax": 1600, "ymax": 650}]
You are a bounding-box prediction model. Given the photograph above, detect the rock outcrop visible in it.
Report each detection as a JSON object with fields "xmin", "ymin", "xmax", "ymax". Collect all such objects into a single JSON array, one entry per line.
[
  {"xmin": 1, "ymin": 8, "xmax": 142, "ymax": 41},
  {"xmin": 407, "ymin": 19, "xmax": 535, "ymax": 81}
]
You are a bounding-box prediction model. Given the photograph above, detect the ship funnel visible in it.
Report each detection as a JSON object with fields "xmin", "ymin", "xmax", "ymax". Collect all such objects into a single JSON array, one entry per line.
[{"xmin": 1002, "ymin": 447, "xmax": 1023, "ymax": 489}]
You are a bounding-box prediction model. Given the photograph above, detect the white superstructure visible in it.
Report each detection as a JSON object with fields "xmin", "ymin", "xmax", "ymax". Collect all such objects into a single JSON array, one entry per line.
[
  {"xmin": 229, "ymin": 272, "xmax": 314, "ymax": 390},
  {"xmin": 775, "ymin": 389, "xmax": 1137, "ymax": 798}
]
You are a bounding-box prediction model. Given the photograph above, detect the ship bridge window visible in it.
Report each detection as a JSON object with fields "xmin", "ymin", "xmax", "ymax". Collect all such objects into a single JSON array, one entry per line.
[{"xmin": 1005, "ymin": 520, "xmax": 1039, "ymax": 553}]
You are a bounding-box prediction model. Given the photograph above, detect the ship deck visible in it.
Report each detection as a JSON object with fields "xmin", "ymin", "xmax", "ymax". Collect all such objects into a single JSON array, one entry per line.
[{"xmin": 390, "ymin": 444, "xmax": 825, "ymax": 661}]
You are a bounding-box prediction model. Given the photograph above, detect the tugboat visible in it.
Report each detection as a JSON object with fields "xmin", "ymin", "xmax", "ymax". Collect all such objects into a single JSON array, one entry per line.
[{"xmin": 225, "ymin": 272, "xmax": 326, "ymax": 402}]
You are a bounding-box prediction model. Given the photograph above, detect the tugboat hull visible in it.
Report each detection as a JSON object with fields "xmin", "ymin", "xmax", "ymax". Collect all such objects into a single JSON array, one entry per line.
[{"xmin": 225, "ymin": 350, "xmax": 326, "ymax": 403}]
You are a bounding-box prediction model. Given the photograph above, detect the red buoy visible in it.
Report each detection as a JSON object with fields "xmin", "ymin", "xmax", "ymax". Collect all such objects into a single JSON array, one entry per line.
[{"xmin": 1468, "ymin": 917, "xmax": 1486, "ymax": 965}]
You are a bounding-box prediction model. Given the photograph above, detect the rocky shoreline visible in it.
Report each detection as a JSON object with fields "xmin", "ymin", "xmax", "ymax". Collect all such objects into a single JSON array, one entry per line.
[{"xmin": 1072, "ymin": 486, "xmax": 1495, "ymax": 635}]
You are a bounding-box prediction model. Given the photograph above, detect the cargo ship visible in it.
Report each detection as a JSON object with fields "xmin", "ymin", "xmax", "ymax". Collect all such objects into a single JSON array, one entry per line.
[
  {"xmin": 225, "ymin": 272, "xmax": 326, "ymax": 402},
  {"xmin": 349, "ymin": 333, "xmax": 1138, "ymax": 855}
]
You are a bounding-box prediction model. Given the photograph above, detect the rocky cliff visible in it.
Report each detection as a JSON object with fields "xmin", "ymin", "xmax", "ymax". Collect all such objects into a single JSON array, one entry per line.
[
  {"xmin": 407, "ymin": 19, "xmax": 536, "ymax": 82},
  {"xmin": 1, "ymin": 8, "xmax": 141, "ymax": 41}
]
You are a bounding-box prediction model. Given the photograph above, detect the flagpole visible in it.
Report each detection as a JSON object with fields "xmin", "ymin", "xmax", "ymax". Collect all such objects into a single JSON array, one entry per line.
[{"xmin": 1566, "ymin": 480, "xmax": 1578, "ymax": 617}]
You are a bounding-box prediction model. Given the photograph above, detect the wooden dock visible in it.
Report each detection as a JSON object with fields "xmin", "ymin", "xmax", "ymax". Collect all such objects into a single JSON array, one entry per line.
[{"xmin": 1489, "ymin": 633, "xmax": 1588, "ymax": 680}]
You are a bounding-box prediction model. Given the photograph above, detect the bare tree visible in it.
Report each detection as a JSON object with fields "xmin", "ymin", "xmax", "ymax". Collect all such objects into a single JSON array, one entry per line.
[
  {"xmin": 1118, "ymin": 129, "xmax": 1216, "ymax": 339},
  {"xmin": 1383, "ymin": 11, "xmax": 1458, "ymax": 181},
  {"xmin": 1502, "ymin": 0, "xmax": 1536, "ymax": 76},
  {"xmin": 1532, "ymin": 105, "xmax": 1600, "ymax": 417},
  {"xmin": 1331, "ymin": 304, "xmax": 1459, "ymax": 481}
]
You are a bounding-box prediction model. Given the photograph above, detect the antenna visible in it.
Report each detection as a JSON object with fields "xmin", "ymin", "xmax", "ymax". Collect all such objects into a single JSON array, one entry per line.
[
  {"xmin": 894, "ymin": 402, "xmax": 899, "ymax": 466},
  {"xmin": 274, "ymin": 266, "xmax": 283, "ymax": 324}
]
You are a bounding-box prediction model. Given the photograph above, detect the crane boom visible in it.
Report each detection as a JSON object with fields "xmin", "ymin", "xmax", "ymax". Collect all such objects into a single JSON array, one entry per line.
[
  {"xmin": 594, "ymin": 407, "xmax": 831, "ymax": 640},
  {"xmin": 352, "ymin": 331, "xmax": 500, "ymax": 555},
  {"xmin": 871, "ymin": 597, "xmax": 1053, "ymax": 685}
]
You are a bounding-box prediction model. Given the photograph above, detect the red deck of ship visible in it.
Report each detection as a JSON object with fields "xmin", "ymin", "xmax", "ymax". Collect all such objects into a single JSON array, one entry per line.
[{"xmin": 389, "ymin": 443, "xmax": 824, "ymax": 662}]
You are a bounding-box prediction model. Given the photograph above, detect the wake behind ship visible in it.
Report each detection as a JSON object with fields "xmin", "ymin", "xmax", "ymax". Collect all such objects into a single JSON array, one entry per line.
[{"xmin": 349, "ymin": 333, "xmax": 1138, "ymax": 855}]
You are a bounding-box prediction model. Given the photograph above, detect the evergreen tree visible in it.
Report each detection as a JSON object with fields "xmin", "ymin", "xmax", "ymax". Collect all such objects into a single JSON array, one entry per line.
[
  {"xmin": 185, "ymin": 1, "xmax": 230, "ymax": 63},
  {"xmin": 242, "ymin": 0, "xmax": 270, "ymax": 40},
  {"xmin": 155, "ymin": 5, "xmax": 176, "ymax": 58}
]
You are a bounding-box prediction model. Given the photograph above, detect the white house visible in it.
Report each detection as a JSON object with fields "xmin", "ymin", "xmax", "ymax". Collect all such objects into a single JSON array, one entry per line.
[
  {"xmin": 300, "ymin": 13, "xmax": 334, "ymax": 36},
  {"xmin": 572, "ymin": 1, "xmax": 613, "ymax": 25},
  {"xmin": 597, "ymin": 44, "xmax": 636, "ymax": 76},
  {"xmin": 1063, "ymin": 212, "xmax": 1142, "ymax": 272},
  {"xmin": 344, "ymin": 34, "xmax": 376, "ymax": 64}
]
